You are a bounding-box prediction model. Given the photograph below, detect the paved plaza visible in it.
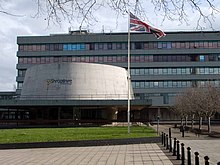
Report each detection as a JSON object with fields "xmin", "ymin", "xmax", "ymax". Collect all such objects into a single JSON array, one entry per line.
[
  {"xmin": 0, "ymin": 124, "xmax": 219, "ymax": 165},
  {"xmin": 181, "ymin": 140, "xmax": 220, "ymax": 165},
  {"xmin": 0, "ymin": 143, "xmax": 173, "ymax": 165},
  {"xmin": 154, "ymin": 124, "xmax": 220, "ymax": 165}
]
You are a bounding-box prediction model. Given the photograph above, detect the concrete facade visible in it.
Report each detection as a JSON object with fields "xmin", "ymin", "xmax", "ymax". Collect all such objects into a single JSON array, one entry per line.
[{"xmin": 21, "ymin": 63, "xmax": 133, "ymax": 100}]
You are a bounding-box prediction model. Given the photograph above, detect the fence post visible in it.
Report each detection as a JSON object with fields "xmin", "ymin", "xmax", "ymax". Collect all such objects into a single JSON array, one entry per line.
[
  {"xmin": 173, "ymin": 138, "xmax": 177, "ymax": 156},
  {"xmin": 204, "ymin": 156, "xmax": 209, "ymax": 165},
  {"xmin": 187, "ymin": 147, "xmax": 191, "ymax": 165},
  {"xmin": 177, "ymin": 140, "xmax": 180, "ymax": 160},
  {"xmin": 194, "ymin": 152, "xmax": 199, "ymax": 165},
  {"xmin": 181, "ymin": 143, "xmax": 185, "ymax": 165},
  {"xmin": 166, "ymin": 134, "xmax": 169, "ymax": 150},
  {"xmin": 162, "ymin": 132, "xmax": 164, "ymax": 145}
]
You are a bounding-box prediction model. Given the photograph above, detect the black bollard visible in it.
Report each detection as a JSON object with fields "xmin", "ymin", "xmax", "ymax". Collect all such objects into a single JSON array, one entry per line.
[
  {"xmin": 162, "ymin": 132, "xmax": 164, "ymax": 145},
  {"xmin": 177, "ymin": 140, "xmax": 180, "ymax": 160},
  {"xmin": 181, "ymin": 143, "xmax": 185, "ymax": 165},
  {"xmin": 173, "ymin": 138, "xmax": 177, "ymax": 156},
  {"xmin": 194, "ymin": 152, "xmax": 199, "ymax": 165},
  {"xmin": 169, "ymin": 127, "xmax": 172, "ymax": 138},
  {"xmin": 169, "ymin": 128, "xmax": 172, "ymax": 152},
  {"xmin": 182, "ymin": 126, "xmax": 185, "ymax": 137},
  {"xmin": 169, "ymin": 136, "xmax": 172, "ymax": 152},
  {"xmin": 187, "ymin": 147, "xmax": 191, "ymax": 165},
  {"xmin": 163, "ymin": 133, "xmax": 166, "ymax": 147},
  {"xmin": 204, "ymin": 156, "xmax": 209, "ymax": 165},
  {"xmin": 217, "ymin": 162, "xmax": 220, "ymax": 165},
  {"xmin": 166, "ymin": 134, "xmax": 169, "ymax": 150}
]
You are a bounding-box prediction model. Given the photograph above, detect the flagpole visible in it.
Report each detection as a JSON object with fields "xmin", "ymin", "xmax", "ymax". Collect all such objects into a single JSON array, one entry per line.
[{"xmin": 127, "ymin": 11, "xmax": 131, "ymax": 134}]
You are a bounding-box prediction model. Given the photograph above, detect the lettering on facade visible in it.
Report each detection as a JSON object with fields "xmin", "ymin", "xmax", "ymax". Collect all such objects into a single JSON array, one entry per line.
[{"xmin": 46, "ymin": 79, "xmax": 72, "ymax": 86}]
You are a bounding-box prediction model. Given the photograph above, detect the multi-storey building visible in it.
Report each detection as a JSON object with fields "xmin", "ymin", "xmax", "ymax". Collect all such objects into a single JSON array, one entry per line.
[{"xmin": 1, "ymin": 30, "xmax": 220, "ymax": 125}]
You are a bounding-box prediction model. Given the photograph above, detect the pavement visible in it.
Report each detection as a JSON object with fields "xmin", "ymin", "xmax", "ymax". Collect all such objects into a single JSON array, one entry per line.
[
  {"xmin": 152, "ymin": 124, "xmax": 220, "ymax": 165},
  {"xmin": 0, "ymin": 124, "xmax": 219, "ymax": 165},
  {"xmin": 0, "ymin": 143, "xmax": 174, "ymax": 165}
]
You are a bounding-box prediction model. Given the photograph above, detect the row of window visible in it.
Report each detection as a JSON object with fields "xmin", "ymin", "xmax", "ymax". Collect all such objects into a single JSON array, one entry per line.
[
  {"xmin": 132, "ymin": 80, "xmax": 220, "ymax": 89},
  {"xmin": 131, "ymin": 67, "xmax": 220, "ymax": 75},
  {"xmin": 17, "ymin": 54, "xmax": 220, "ymax": 64},
  {"xmin": 18, "ymin": 67, "xmax": 220, "ymax": 79},
  {"xmin": 17, "ymin": 80, "xmax": 220, "ymax": 90},
  {"xmin": 18, "ymin": 41, "xmax": 220, "ymax": 52}
]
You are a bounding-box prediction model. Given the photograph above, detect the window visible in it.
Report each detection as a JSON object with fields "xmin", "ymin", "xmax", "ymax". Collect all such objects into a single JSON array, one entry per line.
[
  {"xmin": 49, "ymin": 44, "xmax": 54, "ymax": 51},
  {"xmin": 18, "ymin": 70, "xmax": 26, "ymax": 77},
  {"xmin": 154, "ymin": 82, "xmax": 159, "ymax": 87},
  {"xmin": 116, "ymin": 56, "xmax": 122, "ymax": 62},
  {"xmin": 70, "ymin": 44, "xmax": 76, "ymax": 50},
  {"xmin": 89, "ymin": 43, "xmax": 95, "ymax": 50},
  {"xmin": 18, "ymin": 58, "xmax": 23, "ymax": 64},
  {"xmin": 163, "ymin": 94, "xmax": 169, "ymax": 104},
  {"xmin": 143, "ymin": 42, "xmax": 149, "ymax": 49},
  {"xmin": 98, "ymin": 43, "xmax": 104, "ymax": 50},
  {"xmin": 167, "ymin": 42, "xmax": 172, "ymax": 49},
  {"xmin": 135, "ymin": 42, "xmax": 143, "ymax": 49},
  {"xmin": 19, "ymin": 45, "xmax": 24, "ymax": 51},
  {"xmin": 107, "ymin": 43, "xmax": 112, "ymax": 50},
  {"xmin": 199, "ymin": 55, "xmax": 205, "ymax": 62},
  {"xmin": 116, "ymin": 43, "xmax": 122, "ymax": 50},
  {"xmin": 158, "ymin": 42, "xmax": 162, "ymax": 49},
  {"xmin": 80, "ymin": 44, "xmax": 85, "ymax": 50},
  {"xmin": 17, "ymin": 82, "xmax": 23, "ymax": 89},
  {"xmin": 162, "ymin": 42, "xmax": 167, "ymax": 48},
  {"xmin": 131, "ymin": 69, "xmax": 135, "ymax": 75}
]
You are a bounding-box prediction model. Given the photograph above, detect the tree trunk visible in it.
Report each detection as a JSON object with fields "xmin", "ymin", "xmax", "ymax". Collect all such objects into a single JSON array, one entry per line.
[
  {"xmin": 199, "ymin": 117, "xmax": 202, "ymax": 130},
  {"xmin": 185, "ymin": 116, "xmax": 188, "ymax": 126},
  {"xmin": 208, "ymin": 116, "xmax": 211, "ymax": 133},
  {"xmin": 191, "ymin": 114, "xmax": 195, "ymax": 129}
]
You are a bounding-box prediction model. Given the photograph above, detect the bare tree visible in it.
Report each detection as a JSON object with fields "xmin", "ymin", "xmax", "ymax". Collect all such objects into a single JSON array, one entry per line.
[
  {"xmin": 172, "ymin": 91, "xmax": 192, "ymax": 127},
  {"xmin": 174, "ymin": 86, "xmax": 220, "ymax": 133},
  {"xmin": 197, "ymin": 86, "xmax": 220, "ymax": 133},
  {"xmin": 1, "ymin": 0, "xmax": 220, "ymax": 28}
]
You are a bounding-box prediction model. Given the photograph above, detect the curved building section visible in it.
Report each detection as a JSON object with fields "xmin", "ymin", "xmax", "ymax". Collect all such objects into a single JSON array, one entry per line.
[{"xmin": 20, "ymin": 62, "xmax": 133, "ymax": 100}]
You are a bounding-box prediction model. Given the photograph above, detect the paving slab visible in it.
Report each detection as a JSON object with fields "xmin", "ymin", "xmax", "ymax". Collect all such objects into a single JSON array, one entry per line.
[
  {"xmin": 0, "ymin": 143, "xmax": 174, "ymax": 165},
  {"xmin": 152, "ymin": 124, "xmax": 220, "ymax": 165}
]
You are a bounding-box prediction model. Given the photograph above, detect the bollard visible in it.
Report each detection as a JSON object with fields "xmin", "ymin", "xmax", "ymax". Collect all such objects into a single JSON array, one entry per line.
[
  {"xmin": 169, "ymin": 136, "xmax": 172, "ymax": 152},
  {"xmin": 166, "ymin": 134, "xmax": 169, "ymax": 150},
  {"xmin": 163, "ymin": 133, "xmax": 166, "ymax": 147},
  {"xmin": 182, "ymin": 126, "xmax": 185, "ymax": 137},
  {"xmin": 177, "ymin": 140, "xmax": 180, "ymax": 160},
  {"xmin": 217, "ymin": 162, "xmax": 220, "ymax": 165},
  {"xmin": 169, "ymin": 127, "xmax": 172, "ymax": 138},
  {"xmin": 181, "ymin": 143, "xmax": 185, "ymax": 165},
  {"xmin": 187, "ymin": 147, "xmax": 191, "ymax": 165},
  {"xmin": 194, "ymin": 152, "xmax": 199, "ymax": 165},
  {"xmin": 173, "ymin": 138, "xmax": 177, "ymax": 156},
  {"xmin": 204, "ymin": 156, "xmax": 209, "ymax": 165},
  {"xmin": 169, "ymin": 128, "xmax": 172, "ymax": 152},
  {"xmin": 162, "ymin": 132, "xmax": 164, "ymax": 145}
]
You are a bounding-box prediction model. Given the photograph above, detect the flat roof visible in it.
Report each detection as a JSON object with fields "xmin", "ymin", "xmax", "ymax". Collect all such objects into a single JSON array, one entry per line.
[{"xmin": 0, "ymin": 99, "xmax": 151, "ymax": 108}]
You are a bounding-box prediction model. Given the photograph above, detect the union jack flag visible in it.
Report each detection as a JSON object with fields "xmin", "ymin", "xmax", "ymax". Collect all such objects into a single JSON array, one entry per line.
[{"xmin": 130, "ymin": 12, "xmax": 166, "ymax": 39}]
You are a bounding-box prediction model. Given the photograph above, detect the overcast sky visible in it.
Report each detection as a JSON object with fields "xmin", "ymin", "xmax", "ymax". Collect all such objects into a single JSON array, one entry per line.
[{"xmin": 1, "ymin": 0, "xmax": 220, "ymax": 91}]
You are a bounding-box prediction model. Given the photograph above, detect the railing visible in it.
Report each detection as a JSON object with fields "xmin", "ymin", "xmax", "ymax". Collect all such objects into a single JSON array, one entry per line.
[
  {"xmin": 161, "ymin": 128, "xmax": 219, "ymax": 165},
  {"xmin": 0, "ymin": 94, "xmax": 142, "ymax": 100}
]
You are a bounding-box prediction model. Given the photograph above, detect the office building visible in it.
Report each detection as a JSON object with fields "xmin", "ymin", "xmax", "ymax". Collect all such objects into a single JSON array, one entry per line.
[{"xmin": 1, "ymin": 30, "xmax": 220, "ymax": 125}]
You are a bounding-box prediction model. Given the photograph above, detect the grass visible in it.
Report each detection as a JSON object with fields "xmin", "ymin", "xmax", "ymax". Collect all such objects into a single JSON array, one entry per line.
[{"xmin": 0, "ymin": 126, "xmax": 157, "ymax": 144}]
